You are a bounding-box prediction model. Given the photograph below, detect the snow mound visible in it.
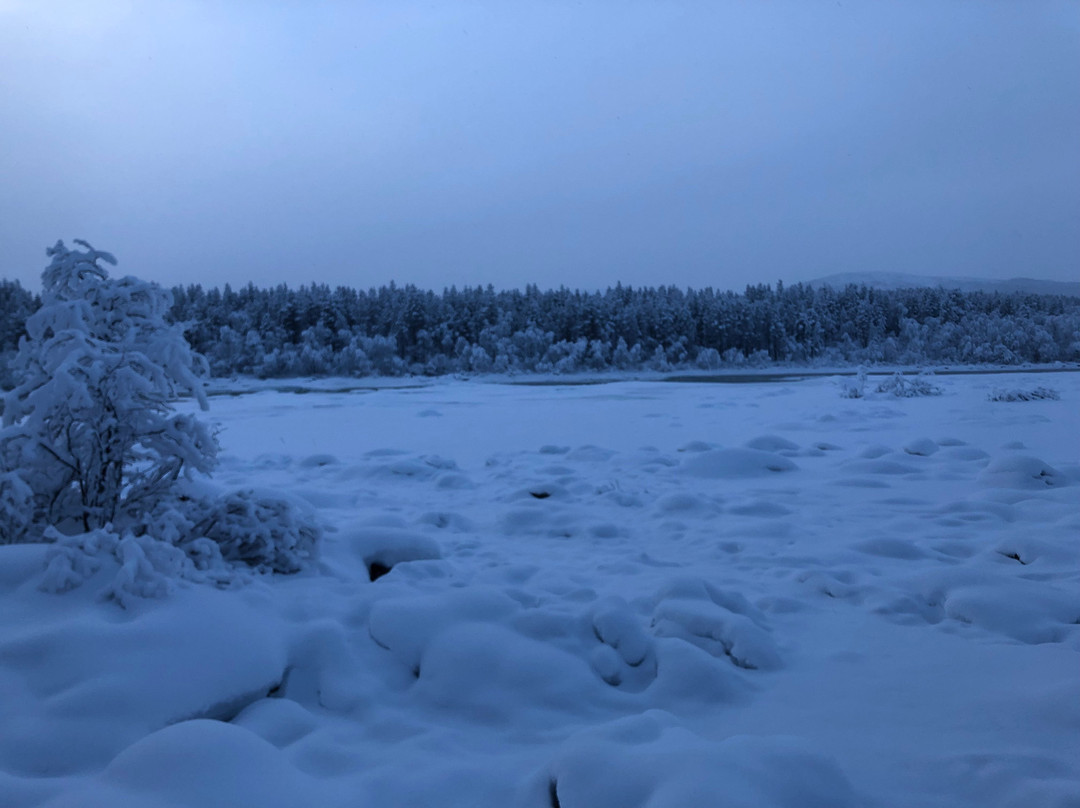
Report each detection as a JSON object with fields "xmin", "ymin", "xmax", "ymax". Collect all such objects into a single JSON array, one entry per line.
[
  {"xmin": 728, "ymin": 498, "xmax": 791, "ymax": 517},
  {"xmin": 679, "ymin": 448, "xmax": 797, "ymax": 478},
  {"xmin": 858, "ymin": 444, "xmax": 894, "ymax": 459},
  {"xmin": 650, "ymin": 578, "xmax": 781, "ymax": 671},
  {"xmin": 499, "ymin": 504, "xmax": 588, "ymax": 538},
  {"xmin": 367, "ymin": 588, "xmax": 520, "ymax": 677},
  {"xmin": 903, "ymin": 438, "xmax": 939, "ymax": 456},
  {"xmin": 677, "ymin": 440, "xmax": 718, "ymax": 453},
  {"xmin": 506, "ymin": 483, "xmax": 574, "ymax": 502},
  {"xmin": 875, "ymin": 570, "xmax": 1080, "ymax": 644},
  {"xmin": 852, "ymin": 537, "xmax": 927, "ymax": 560},
  {"xmin": 0, "ymin": 589, "xmax": 287, "ymax": 776},
  {"xmin": 415, "ymin": 622, "xmax": 604, "ymax": 722},
  {"xmin": 842, "ymin": 457, "xmax": 920, "ymax": 476},
  {"xmin": 654, "ymin": 493, "xmax": 722, "ymax": 515},
  {"xmin": 942, "ymin": 581, "xmax": 1080, "ymax": 644},
  {"xmin": 522, "ymin": 714, "xmax": 856, "ymax": 808},
  {"xmin": 47, "ymin": 719, "xmax": 322, "ymax": 808},
  {"xmin": 231, "ymin": 697, "xmax": 318, "ymax": 749},
  {"xmin": 938, "ymin": 445, "xmax": 990, "ymax": 462},
  {"xmin": 589, "ymin": 596, "xmax": 658, "ymax": 691},
  {"xmin": 297, "ymin": 453, "xmax": 338, "ymax": 468},
  {"xmin": 359, "ymin": 451, "xmax": 458, "ymax": 480},
  {"xmin": 344, "ymin": 527, "xmax": 442, "ymax": 581},
  {"xmin": 977, "ymin": 455, "xmax": 1070, "ymax": 490},
  {"xmin": 744, "ymin": 435, "xmax": 800, "ymax": 454},
  {"xmin": 565, "ymin": 445, "xmax": 617, "ymax": 463}
]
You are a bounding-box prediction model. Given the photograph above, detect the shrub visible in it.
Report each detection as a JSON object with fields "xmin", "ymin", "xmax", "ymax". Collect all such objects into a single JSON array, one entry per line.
[
  {"xmin": 837, "ymin": 367, "xmax": 867, "ymax": 399},
  {"xmin": 0, "ymin": 241, "xmax": 216, "ymax": 534},
  {"xmin": 2, "ymin": 242, "xmax": 320, "ymax": 600},
  {"xmin": 0, "ymin": 470, "xmax": 33, "ymax": 544},
  {"xmin": 875, "ymin": 371, "xmax": 942, "ymax": 397},
  {"xmin": 988, "ymin": 386, "xmax": 1060, "ymax": 402},
  {"xmin": 187, "ymin": 488, "xmax": 320, "ymax": 574}
]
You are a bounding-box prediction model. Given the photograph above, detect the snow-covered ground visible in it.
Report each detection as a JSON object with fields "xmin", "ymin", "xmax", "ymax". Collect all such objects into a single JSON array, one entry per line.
[{"xmin": 2, "ymin": 372, "xmax": 1078, "ymax": 807}]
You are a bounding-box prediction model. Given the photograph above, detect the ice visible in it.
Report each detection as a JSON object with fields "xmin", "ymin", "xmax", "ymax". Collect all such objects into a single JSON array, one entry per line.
[{"xmin": 2, "ymin": 371, "xmax": 1079, "ymax": 806}]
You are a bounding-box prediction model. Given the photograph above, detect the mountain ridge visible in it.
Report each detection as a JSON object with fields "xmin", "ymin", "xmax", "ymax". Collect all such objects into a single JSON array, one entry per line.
[{"xmin": 806, "ymin": 272, "xmax": 1080, "ymax": 297}]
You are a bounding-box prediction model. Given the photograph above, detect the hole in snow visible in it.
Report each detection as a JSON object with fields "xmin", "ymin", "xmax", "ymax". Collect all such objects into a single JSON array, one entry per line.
[
  {"xmin": 368, "ymin": 561, "xmax": 393, "ymax": 582},
  {"xmin": 548, "ymin": 778, "xmax": 562, "ymax": 808}
]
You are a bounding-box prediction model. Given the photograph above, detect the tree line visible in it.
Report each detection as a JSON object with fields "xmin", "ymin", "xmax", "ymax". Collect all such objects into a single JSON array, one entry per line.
[{"xmin": 2, "ymin": 277, "xmax": 1078, "ymax": 381}]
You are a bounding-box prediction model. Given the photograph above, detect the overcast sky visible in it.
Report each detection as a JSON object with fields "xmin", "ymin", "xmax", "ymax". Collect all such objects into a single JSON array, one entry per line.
[{"xmin": 1, "ymin": 1, "xmax": 1077, "ymax": 293}]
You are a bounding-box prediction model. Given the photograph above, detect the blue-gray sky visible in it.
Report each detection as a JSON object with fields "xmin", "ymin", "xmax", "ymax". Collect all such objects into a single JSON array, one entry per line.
[{"xmin": 2, "ymin": 1, "xmax": 1077, "ymax": 292}]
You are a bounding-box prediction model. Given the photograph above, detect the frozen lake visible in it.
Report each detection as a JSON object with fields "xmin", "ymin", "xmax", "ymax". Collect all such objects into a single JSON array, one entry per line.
[{"xmin": 1, "ymin": 371, "xmax": 1077, "ymax": 807}]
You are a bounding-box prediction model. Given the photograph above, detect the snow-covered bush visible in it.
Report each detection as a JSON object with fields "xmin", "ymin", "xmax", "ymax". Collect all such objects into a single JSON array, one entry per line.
[
  {"xmin": 987, "ymin": 386, "xmax": 1060, "ymax": 402},
  {"xmin": 0, "ymin": 241, "xmax": 217, "ymax": 534},
  {"xmin": 837, "ymin": 367, "xmax": 867, "ymax": 398},
  {"xmin": 38, "ymin": 524, "xmax": 241, "ymax": 607},
  {"xmin": 1, "ymin": 242, "xmax": 321, "ymax": 600},
  {"xmin": 126, "ymin": 478, "xmax": 321, "ymax": 576},
  {"xmin": 721, "ymin": 347, "xmax": 746, "ymax": 365},
  {"xmin": 874, "ymin": 371, "xmax": 942, "ymax": 397},
  {"xmin": 187, "ymin": 488, "xmax": 319, "ymax": 574},
  {"xmin": 0, "ymin": 470, "xmax": 33, "ymax": 544},
  {"xmin": 42, "ymin": 527, "xmax": 185, "ymax": 603},
  {"xmin": 695, "ymin": 347, "xmax": 721, "ymax": 370}
]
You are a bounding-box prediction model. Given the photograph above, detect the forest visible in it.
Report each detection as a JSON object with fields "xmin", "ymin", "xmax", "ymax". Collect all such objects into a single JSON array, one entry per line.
[{"xmin": 2, "ymin": 277, "xmax": 1078, "ymax": 382}]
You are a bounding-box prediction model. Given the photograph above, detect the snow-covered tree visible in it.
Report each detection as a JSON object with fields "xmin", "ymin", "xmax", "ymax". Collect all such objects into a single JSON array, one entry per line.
[
  {"xmin": 0, "ymin": 240, "xmax": 217, "ymax": 537},
  {"xmin": 11, "ymin": 265, "xmax": 1080, "ymax": 381}
]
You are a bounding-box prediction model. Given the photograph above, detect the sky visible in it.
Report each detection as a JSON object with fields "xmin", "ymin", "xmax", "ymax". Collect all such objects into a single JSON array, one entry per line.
[{"xmin": 1, "ymin": 1, "xmax": 1077, "ymax": 293}]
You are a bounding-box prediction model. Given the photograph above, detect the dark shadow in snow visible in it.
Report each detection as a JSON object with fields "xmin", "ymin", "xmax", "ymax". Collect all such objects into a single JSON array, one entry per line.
[
  {"xmin": 368, "ymin": 561, "xmax": 393, "ymax": 582},
  {"xmin": 548, "ymin": 778, "xmax": 562, "ymax": 808}
]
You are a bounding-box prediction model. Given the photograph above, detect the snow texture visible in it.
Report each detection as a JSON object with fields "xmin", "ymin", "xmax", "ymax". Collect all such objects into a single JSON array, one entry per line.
[{"xmin": 0, "ymin": 371, "xmax": 1077, "ymax": 807}]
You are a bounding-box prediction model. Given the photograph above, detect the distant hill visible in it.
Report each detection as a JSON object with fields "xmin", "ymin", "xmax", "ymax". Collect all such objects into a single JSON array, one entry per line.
[{"xmin": 806, "ymin": 272, "xmax": 1080, "ymax": 297}]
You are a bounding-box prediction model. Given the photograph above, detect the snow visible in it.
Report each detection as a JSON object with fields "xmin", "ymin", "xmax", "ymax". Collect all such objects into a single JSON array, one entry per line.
[{"xmin": 1, "ymin": 371, "xmax": 1078, "ymax": 807}]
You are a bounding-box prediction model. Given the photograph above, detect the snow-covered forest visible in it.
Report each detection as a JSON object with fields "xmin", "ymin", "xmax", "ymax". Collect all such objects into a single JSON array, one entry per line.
[{"xmin": 2, "ymin": 278, "xmax": 1078, "ymax": 383}]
